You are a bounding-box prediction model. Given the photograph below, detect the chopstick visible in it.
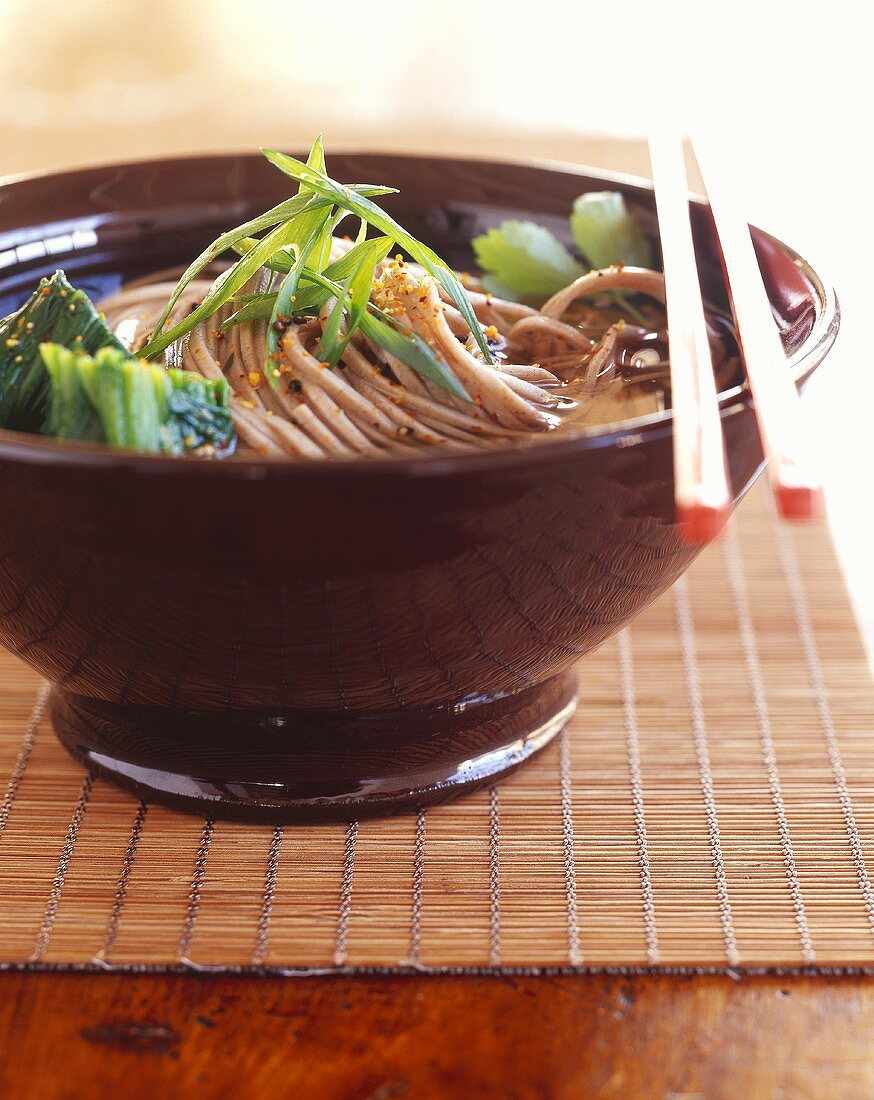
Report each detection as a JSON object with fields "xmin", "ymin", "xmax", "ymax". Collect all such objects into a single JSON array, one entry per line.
[
  {"xmin": 691, "ymin": 134, "xmax": 822, "ymax": 519},
  {"xmin": 648, "ymin": 131, "xmax": 731, "ymax": 543}
]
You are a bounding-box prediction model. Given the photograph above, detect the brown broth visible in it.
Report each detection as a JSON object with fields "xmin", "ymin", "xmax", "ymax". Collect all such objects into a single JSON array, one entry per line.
[{"xmin": 549, "ymin": 310, "xmax": 741, "ymax": 434}]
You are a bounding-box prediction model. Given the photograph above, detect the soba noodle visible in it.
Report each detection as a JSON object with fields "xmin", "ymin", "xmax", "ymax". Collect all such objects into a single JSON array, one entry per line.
[{"xmin": 97, "ymin": 242, "xmax": 738, "ymax": 460}]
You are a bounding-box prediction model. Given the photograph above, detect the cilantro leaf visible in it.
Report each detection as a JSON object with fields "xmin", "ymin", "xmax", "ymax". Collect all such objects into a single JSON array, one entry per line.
[{"xmin": 471, "ymin": 221, "xmax": 585, "ymax": 304}]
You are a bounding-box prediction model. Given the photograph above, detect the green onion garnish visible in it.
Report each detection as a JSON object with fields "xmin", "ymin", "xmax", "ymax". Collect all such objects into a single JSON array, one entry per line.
[
  {"xmin": 260, "ymin": 148, "xmax": 493, "ymax": 365},
  {"xmin": 139, "ymin": 140, "xmax": 485, "ymax": 399}
]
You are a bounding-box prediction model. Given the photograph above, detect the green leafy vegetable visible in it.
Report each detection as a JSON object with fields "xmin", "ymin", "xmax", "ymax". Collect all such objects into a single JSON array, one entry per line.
[
  {"xmin": 0, "ymin": 271, "xmax": 127, "ymax": 432},
  {"xmin": 40, "ymin": 344, "xmax": 234, "ymax": 456},
  {"xmin": 259, "ymin": 148, "xmax": 492, "ymax": 364},
  {"xmin": 159, "ymin": 378, "xmax": 234, "ymax": 457},
  {"xmin": 570, "ymin": 191, "xmax": 653, "ymax": 270},
  {"xmin": 42, "ymin": 344, "xmax": 106, "ymax": 443},
  {"xmin": 471, "ymin": 191, "xmax": 654, "ymax": 307},
  {"xmin": 471, "ymin": 221, "xmax": 585, "ymax": 304}
]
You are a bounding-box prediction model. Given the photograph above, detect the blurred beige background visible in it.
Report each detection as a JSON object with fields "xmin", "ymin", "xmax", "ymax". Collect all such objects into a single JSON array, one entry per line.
[
  {"xmin": 0, "ymin": 0, "xmax": 870, "ymax": 641},
  {"xmin": 0, "ymin": 0, "xmax": 862, "ymax": 186}
]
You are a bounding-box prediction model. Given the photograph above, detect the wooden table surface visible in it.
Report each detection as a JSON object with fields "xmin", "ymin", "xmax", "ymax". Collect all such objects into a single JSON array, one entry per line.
[
  {"xmin": 2, "ymin": 972, "xmax": 874, "ymax": 1097},
  {"xmin": 2, "ymin": 12, "xmax": 870, "ymax": 1093}
]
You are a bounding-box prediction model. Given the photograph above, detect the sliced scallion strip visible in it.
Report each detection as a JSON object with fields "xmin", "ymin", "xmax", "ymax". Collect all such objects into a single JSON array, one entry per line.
[
  {"xmin": 265, "ymin": 204, "xmax": 334, "ymax": 369},
  {"xmin": 141, "ymin": 205, "xmax": 328, "ymax": 360},
  {"xmin": 223, "ymin": 235, "xmax": 394, "ymax": 330},
  {"xmin": 260, "ymin": 148, "xmax": 492, "ymax": 364},
  {"xmin": 144, "ymin": 183, "xmax": 396, "ymax": 351},
  {"xmin": 359, "ymin": 310, "xmax": 470, "ymax": 402}
]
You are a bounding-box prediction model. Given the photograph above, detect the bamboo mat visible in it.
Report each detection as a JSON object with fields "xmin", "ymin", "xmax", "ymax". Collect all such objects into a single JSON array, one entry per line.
[{"xmin": 0, "ymin": 483, "xmax": 872, "ymax": 975}]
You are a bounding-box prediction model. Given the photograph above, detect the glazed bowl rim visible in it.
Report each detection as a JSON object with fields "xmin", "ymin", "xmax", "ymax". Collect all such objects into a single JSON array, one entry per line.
[{"xmin": 0, "ymin": 150, "xmax": 841, "ymax": 478}]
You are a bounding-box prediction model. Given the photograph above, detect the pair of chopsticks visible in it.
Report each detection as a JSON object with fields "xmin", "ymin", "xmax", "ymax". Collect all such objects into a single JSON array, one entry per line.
[{"xmin": 647, "ymin": 132, "xmax": 820, "ymax": 544}]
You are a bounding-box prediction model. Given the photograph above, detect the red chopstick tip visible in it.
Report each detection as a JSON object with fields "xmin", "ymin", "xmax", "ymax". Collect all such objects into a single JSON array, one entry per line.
[
  {"xmin": 776, "ymin": 482, "xmax": 822, "ymax": 521},
  {"xmin": 677, "ymin": 503, "xmax": 729, "ymax": 544}
]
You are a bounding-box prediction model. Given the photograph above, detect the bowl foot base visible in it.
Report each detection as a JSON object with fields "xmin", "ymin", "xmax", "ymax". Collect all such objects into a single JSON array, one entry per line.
[{"xmin": 49, "ymin": 674, "xmax": 578, "ymax": 821}]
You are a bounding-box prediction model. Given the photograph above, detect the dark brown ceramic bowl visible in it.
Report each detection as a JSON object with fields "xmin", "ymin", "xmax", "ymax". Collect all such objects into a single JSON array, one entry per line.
[{"xmin": 0, "ymin": 153, "xmax": 839, "ymax": 821}]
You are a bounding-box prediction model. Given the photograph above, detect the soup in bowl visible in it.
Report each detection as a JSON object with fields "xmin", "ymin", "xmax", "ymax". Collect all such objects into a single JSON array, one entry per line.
[{"xmin": 0, "ymin": 151, "xmax": 838, "ymax": 819}]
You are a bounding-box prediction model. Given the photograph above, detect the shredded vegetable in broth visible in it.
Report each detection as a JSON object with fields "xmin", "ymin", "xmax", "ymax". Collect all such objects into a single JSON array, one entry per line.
[{"xmin": 0, "ymin": 140, "xmax": 741, "ymax": 459}]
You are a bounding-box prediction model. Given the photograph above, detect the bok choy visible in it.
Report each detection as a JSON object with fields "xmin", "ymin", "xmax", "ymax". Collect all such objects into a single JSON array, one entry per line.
[
  {"xmin": 40, "ymin": 344, "xmax": 234, "ymax": 456},
  {"xmin": 0, "ymin": 271, "xmax": 127, "ymax": 431}
]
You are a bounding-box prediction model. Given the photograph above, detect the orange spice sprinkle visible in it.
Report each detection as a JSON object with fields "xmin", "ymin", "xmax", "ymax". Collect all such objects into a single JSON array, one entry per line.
[{"xmin": 247, "ymin": 371, "xmax": 262, "ymax": 388}]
